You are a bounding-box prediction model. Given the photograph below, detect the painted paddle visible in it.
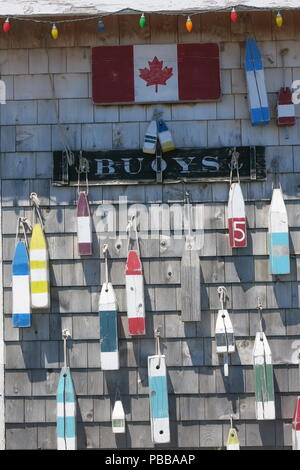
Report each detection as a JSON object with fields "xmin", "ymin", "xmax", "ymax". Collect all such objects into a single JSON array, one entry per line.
[
  {"xmin": 29, "ymin": 223, "xmax": 50, "ymax": 309},
  {"xmin": 112, "ymin": 396, "xmax": 125, "ymax": 433},
  {"xmin": 157, "ymin": 119, "xmax": 175, "ymax": 153},
  {"xmin": 29, "ymin": 193, "xmax": 50, "ymax": 309},
  {"xmin": 77, "ymin": 191, "xmax": 93, "ymax": 256},
  {"xmin": 226, "ymin": 416, "xmax": 240, "ymax": 450},
  {"xmin": 12, "ymin": 239, "xmax": 31, "ymax": 328},
  {"xmin": 292, "ymin": 397, "xmax": 300, "ymax": 450},
  {"xmin": 148, "ymin": 330, "xmax": 170, "ymax": 444},
  {"xmin": 253, "ymin": 299, "xmax": 275, "ymax": 420},
  {"xmin": 57, "ymin": 330, "xmax": 77, "ymax": 450},
  {"xmin": 143, "ymin": 120, "xmax": 157, "ymax": 154},
  {"xmin": 181, "ymin": 191, "xmax": 201, "ymax": 321},
  {"xmin": 215, "ymin": 286, "xmax": 235, "ymax": 377},
  {"xmin": 228, "ymin": 182, "xmax": 247, "ymax": 248},
  {"xmin": 268, "ymin": 187, "xmax": 290, "ymax": 275},
  {"xmin": 125, "ymin": 218, "xmax": 145, "ymax": 336},
  {"xmin": 99, "ymin": 245, "xmax": 119, "ymax": 370},
  {"xmin": 245, "ymin": 38, "xmax": 270, "ymax": 126},
  {"xmin": 277, "ymin": 49, "xmax": 295, "ymax": 128}
]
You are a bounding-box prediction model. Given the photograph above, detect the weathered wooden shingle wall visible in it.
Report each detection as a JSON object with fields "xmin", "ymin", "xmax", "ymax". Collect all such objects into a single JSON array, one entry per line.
[{"xmin": 1, "ymin": 11, "xmax": 300, "ymax": 449}]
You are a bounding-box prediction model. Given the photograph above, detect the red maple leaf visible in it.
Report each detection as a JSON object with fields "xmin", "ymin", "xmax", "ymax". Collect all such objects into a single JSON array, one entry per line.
[{"xmin": 139, "ymin": 56, "xmax": 173, "ymax": 93}]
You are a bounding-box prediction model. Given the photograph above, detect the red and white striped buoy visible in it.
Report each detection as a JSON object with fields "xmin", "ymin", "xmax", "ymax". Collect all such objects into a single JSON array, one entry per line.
[
  {"xmin": 292, "ymin": 397, "xmax": 300, "ymax": 450},
  {"xmin": 125, "ymin": 250, "xmax": 145, "ymax": 336},
  {"xmin": 76, "ymin": 191, "xmax": 93, "ymax": 256},
  {"xmin": 277, "ymin": 87, "xmax": 296, "ymax": 127}
]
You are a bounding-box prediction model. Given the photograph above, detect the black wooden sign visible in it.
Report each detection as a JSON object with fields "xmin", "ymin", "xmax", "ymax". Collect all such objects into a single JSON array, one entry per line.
[{"xmin": 52, "ymin": 146, "xmax": 265, "ymax": 185}]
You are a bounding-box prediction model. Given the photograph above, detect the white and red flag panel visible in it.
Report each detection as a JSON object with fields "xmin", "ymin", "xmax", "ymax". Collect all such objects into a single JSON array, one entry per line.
[{"xmin": 92, "ymin": 43, "xmax": 221, "ymax": 104}]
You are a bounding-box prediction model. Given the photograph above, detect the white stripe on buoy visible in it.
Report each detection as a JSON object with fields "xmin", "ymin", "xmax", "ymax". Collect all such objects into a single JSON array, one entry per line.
[
  {"xmin": 77, "ymin": 191, "xmax": 93, "ymax": 256},
  {"xmin": 157, "ymin": 119, "xmax": 175, "ymax": 153},
  {"xmin": 29, "ymin": 224, "xmax": 50, "ymax": 309},
  {"xmin": 215, "ymin": 309, "xmax": 235, "ymax": 377},
  {"xmin": 99, "ymin": 282, "xmax": 119, "ymax": 370},
  {"xmin": 245, "ymin": 39, "xmax": 270, "ymax": 125},
  {"xmin": 143, "ymin": 120, "xmax": 157, "ymax": 154},
  {"xmin": 148, "ymin": 354, "xmax": 170, "ymax": 444},
  {"xmin": 268, "ymin": 187, "xmax": 290, "ymax": 275},
  {"xmin": 253, "ymin": 331, "xmax": 275, "ymax": 420},
  {"xmin": 226, "ymin": 427, "xmax": 240, "ymax": 450},
  {"xmin": 228, "ymin": 182, "xmax": 247, "ymax": 248},
  {"xmin": 112, "ymin": 400, "xmax": 125, "ymax": 433},
  {"xmin": 292, "ymin": 397, "xmax": 300, "ymax": 450},
  {"xmin": 125, "ymin": 250, "xmax": 145, "ymax": 336},
  {"xmin": 12, "ymin": 241, "xmax": 31, "ymax": 328}
]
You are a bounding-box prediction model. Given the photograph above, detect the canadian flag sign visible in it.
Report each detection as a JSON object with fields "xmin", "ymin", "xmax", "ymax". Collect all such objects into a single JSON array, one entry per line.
[{"xmin": 92, "ymin": 43, "xmax": 221, "ymax": 104}]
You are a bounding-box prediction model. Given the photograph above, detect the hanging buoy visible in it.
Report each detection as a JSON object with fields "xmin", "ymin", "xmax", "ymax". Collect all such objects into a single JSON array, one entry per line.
[
  {"xmin": 277, "ymin": 49, "xmax": 295, "ymax": 127},
  {"xmin": 12, "ymin": 240, "xmax": 31, "ymax": 328},
  {"xmin": 125, "ymin": 217, "xmax": 145, "ymax": 336},
  {"xmin": 77, "ymin": 191, "xmax": 93, "ymax": 256},
  {"xmin": 276, "ymin": 11, "xmax": 283, "ymax": 27},
  {"xmin": 143, "ymin": 120, "xmax": 157, "ymax": 154},
  {"xmin": 57, "ymin": 330, "xmax": 77, "ymax": 450},
  {"xmin": 292, "ymin": 397, "xmax": 300, "ymax": 450},
  {"xmin": 51, "ymin": 23, "xmax": 58, "ymax": 40},
  {"xmin": 112, "ymin": 399, "xmax": 125, "ymax": 433},
  {"xmin": 226, "ymin": 416, "xmax": 240, "ymax": 450},
  {"xmin": 157, "ymin": 119, "xmax": 175, "ymax": 153},
  {"xmin": 215, "ymin": 286, "xmax": 235, "ymax": 377},
  {"xmin": 245, "ymin": 39, "xmax": 270, "ymax": 125},
  {"xmin": 231, "ymin": 8, "xmax": 238, "ymax": 23},
  {"xmin": 148, "ymin": 330, "xmax": 170, "ymax": 444},
  {"xmin": 228, "ymin": 181, "xmax": 247, "ymax": 248},
  {"xmin": 253, "ymin": 299, "xmax": 275, "ymax": 420},
  {"xmin": 181, "ymin": 191, "xmax": 201, "ymax": 322},
  {"xmin": 186, "ymin": 16, "xmax": 193, "ymax": 32},
  {"xmin": 268, "ymin": 187, "xmax": 290, "ymax": 274},
  {"xmin": 99, "ymin": 245, "xmax": 119, "ymax": 370},
  {"xmin": 30, "ymin": 224, "xmax": 50, "ymax": 309},
  {"xmin": 3, "ymin": 18, "xmax": 10, "ymax": 33}
]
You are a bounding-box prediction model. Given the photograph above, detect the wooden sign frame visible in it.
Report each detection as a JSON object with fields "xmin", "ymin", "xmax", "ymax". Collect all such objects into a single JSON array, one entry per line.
[{"xmin": 52, "ymin": 146, "xmax": 266, "ymax": 186}]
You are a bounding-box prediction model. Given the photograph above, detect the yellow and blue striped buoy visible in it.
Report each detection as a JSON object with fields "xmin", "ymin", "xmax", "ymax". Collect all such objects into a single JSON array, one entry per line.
[{"xmin": 29, "ymin": 224, "xmax": 50, "ymax": 309}]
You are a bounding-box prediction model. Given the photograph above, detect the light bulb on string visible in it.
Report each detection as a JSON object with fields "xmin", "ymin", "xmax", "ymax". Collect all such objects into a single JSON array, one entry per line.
[
  {"xmin": 51, "ymin": 23, "xmax": 58, "ymax": 40},
  {"xmin": 186, "ymin": 16, "xmax": 193, "ymax": 33},
  {"xmin": 97, "ymin": 19, "xmax": 105, "ymax": 32},
  {"xmin": 3, "ymin": 17, "xmax": 11, "ymax": 33},
  {"xmin": 139, "ymin": 13, "xmax": 146, "ymax": 29},
  {"xmin": 276, "ymin": 11, "xmax": 283, "ymax": 27},
  {"xmin": 231, "ymin": 8, "xmax": 238, "ymax": 23}
]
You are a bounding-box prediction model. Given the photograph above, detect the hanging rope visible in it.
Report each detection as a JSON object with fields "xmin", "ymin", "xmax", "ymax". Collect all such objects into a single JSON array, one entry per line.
[
  {"xmin": 257, "ymin": 297, "xmax": 263, "ymax": 333},
  {"xmin": 217, "ymin": 286, "xmax": 227, "ymax": 311},
  {"xmin": 154, "ymin": 328, "xmax": 162, "ymax": 369},
  {"xmin": 15, "ymin": 217, "xmax": 32, "ymax": 249},
  {"xmin": 102, "ymin": 243, "xmax": 109, "ymax": 288},
  {"xmin": 29, "ymin": 192, "xmax": 44, "ymax": 228},
  {"xmin": 229, "ymin": 148, "xmax": 241, "ymax": 186},
  {"xmin": 76, "ymin": 151, "xmax": 89, "ymax": 195},
  {"xmin": 62, "ymin": 329, "xmax": 71, "ymax": 369},
  {"xmin": 126, "ymin": 215, "xmax": 140, "ymax": 255}
]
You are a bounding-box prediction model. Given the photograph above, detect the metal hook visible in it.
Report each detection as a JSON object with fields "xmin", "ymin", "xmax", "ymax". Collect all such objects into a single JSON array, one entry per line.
[
  {"xmin": 154, "ymin": 328, "xmax": 161, "ymax": 357},
  {"xmin": 62, "ymin": 329, "xmax": 71, "ymax": 369},
  {"xmin": 257, "ymin": 297, "xmax": 264, "ymax": 333},
  {"xmin": 217, "ymin": 286, "xmax": 227, "ymax": 311}
]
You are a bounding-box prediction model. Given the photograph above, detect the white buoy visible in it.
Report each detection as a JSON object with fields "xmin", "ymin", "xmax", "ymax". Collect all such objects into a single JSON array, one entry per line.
[
  {"xmin": 228, "ymin": 182, "xmax": 247, "ymax": 248},
  {"xmin": 143, "ymin": 120, "xmax": 157, "ymax": 154},
  {"xmin": 112, "ymin": 399, "xmax": 125, "ymax": 433},
  {"xmin": 268, "ymin": 187, "xmax": 290, "ymax": 274}
]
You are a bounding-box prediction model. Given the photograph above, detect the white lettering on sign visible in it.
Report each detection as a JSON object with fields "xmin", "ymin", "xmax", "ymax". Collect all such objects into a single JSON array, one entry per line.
[
  {"xmin": 95, "ymin": 159, "xmax": 116, "ymax": 175},
  {"xmin": 122, "ymin": 158, "xmax": 144, "ymax": 174},
  {"xmin": 233, "ymin": 221, "xmax": 246, "ymax": 242},
  {"xmin": 173, "ymin": 157, "xmax": 195, "ymax": 173},
  {"xmin": 202, "ymin": 156, "xmax": 219, "ymax": 172}
]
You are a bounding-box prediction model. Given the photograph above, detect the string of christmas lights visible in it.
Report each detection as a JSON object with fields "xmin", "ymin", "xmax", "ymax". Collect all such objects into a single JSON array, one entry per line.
[{"xmin": 1, "ymin": 8, "xmax": 285, "ymax": 37}]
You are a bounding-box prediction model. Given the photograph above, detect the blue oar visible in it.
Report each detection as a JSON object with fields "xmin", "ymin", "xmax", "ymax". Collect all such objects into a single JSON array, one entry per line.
[
  {"xmin": 245, "ymin": 38, "xmax": 270, "ymax": 125},
  {"xmin": 57, "ymin": 330, "xmax": 77, "ymax": 450}
]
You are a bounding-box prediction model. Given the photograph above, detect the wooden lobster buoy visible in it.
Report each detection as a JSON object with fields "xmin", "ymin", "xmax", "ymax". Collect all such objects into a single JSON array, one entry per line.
[
  {"xmin": 277, "ymin": 49, "xmax": 295, "ymax": 127},
  {"xmin": 12, "ymin": 240, "xmax": 31, "ymax": 327},
  {"xmin": 268, "ymin": 187, "xmax": 290, "ymax": 275},
  {"xmin": 292, "ymin": 397, "xmax": 300, "ymax": 450},
  {"xmin": 143, "ymin": 120, "xmax": 157, "ymax": 154},
  {"xmin": 99, "ymin": 246, "xmax": 119, "ymax": 370},
  {"xmin": 77, "ymin": 191, "xmax": 93, "ymax": 256},
  {"xmin": 112, "ymin": 399, "xmax": 125, "ymax": 433},
  {"xmin": 56, "ymin": 330, "xmax": 77, "ymax": 450},
  {"xmin": 226, "ymin": 417, "xmax": 240, "ymax": 450},
  {"xmin": 148, "ymin": 331, "xmax": 170, "ymax": 444},
  {"xmin": 157, "ymin": 119, "xmax": 175, "ymax": 152},
  {"xmin": 29, "ymin": 224, "xmax": 50, "ymax": 309},
  {"xmin": 215, "ymin": 287, "xmax": 235, "ymax": 377},
  {"xmin": 228, "ymin": 182, "xmax": 247, "ymax": 248},
  {"xmin": 245, "ymin": 38, "xmax": 270, "ymax": 125}
]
